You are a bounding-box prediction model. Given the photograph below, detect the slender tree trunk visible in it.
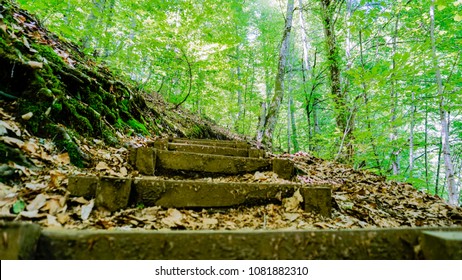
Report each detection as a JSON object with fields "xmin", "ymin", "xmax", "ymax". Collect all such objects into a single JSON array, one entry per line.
[
  {"xmin": 425, "ymin": 91, "xmax": 429, "ymax": 188},
  {"xmin": 235, "ymin": 47, "xmax": 243, "ymax": 133},
  {"xmin": 409, "ymin": 91, "xmax": 415, "ymax": 177},
  {"xmin": 298, "ymin": 0, "xmax": 311, "ymax": 73},
  {"xmin": 289, "ymin": 95, "xmax": 299, "ymax": 152},
  {"xmin": 390, "ymin": 14, "xmax": 400, "ymax": 175},
  {"xmin": 359, "ymin": 30, "xmax": 382, "ymax": 173},
  {"xmin": 430, "ymin": 1, "xmax": 459, "ymax": 205},
  {"xmin": 260, "ymin": 0, "xmax": 295, "ymax": 147}
]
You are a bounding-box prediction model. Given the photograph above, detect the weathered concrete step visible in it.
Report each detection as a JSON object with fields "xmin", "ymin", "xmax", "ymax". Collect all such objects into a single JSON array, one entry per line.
[
  {"xmin": 33, "ymin": 227, "xmax": 462, "ymax": 259},
  {"xmin": 421, "ymin": 231, "xmax": 462, "ymax": 259},
  {"xmin": 68, "ymin": 176, "xmax": 332, "ymax": 216},
  {"xmin": 0, "ymin": 222, "xmax": 41, "ymax": 260},
  {"xmin": 169, "ymin": 138, "xmax": 250, "ymax": 149},
  {"xmin": 130, "ymin": 148, "xmax": 293, "ymax": 179},
  {"xmin": 154, "ymin": 141, "xmax": 265, "ymax": 158}
]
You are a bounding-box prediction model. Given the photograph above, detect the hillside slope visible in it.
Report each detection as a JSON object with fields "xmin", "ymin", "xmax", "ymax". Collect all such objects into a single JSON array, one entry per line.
[{"xmin": 0, "ymin": 0, "xmax": 239, "ymax": 167}]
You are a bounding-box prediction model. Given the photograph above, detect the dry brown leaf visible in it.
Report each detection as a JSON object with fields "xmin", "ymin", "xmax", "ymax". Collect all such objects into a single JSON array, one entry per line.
[
  {"xmin": 26, "ymin": 193, "xmax": 47, "ymax": 211},
  {"xmin": 47, "ymin": 215, "xmax": 62, "ymax": 227},
  {"xmin": 49, "ymin": 170, "xmax": 66, "ymax": 188},
  {"xmin": 161, "ymin": 208, "xmax": 183, "ymax": 227},
  {"xmin": 57, "ymin": 153, "xmax": 70, "ymax": 165},
  {"xmin": 21, "ymin": 112, "xmax": 34, "ymax": 120},
  {"xmin": 282, "ymin": 189, "xmax": 303, "ymax": 212},
  {"xmin": 96, "ymin": 161, "xmax": 109, "ymax": 171},
  {"xmin": 27, "ymin": 61, "xmax": 43, "ymax": 69},
  {"xmin": 120, "ymin": 167, "xmax": 128, "ymax": 177},
  {"xmin": 73, "ymin": 197, "xmax": 89, "ymax": 204},
  {"xmin": 24, "ymin": 182, "xmax": 47, "ymax": 190},
  {"xmin": 1, "ymin": 136, "xmax": 24, "ymax": 147},
  {"xmin": 43, "ymin": 199, "xmax": 62, "ymax": 215},
  {"xmin": 81, "ymin": 199, "xmax": 94, "ymax": 221},
  {"xmin": 22, "ymin": 140, "xmax": 39, "ymax": 154},
  {"xmin": 20, "ymin": 210, "xmax": 42, "ymax": 218},
  {"xmin": 57, "ymin": 213, "xmax": 70, "ymax": 224}
]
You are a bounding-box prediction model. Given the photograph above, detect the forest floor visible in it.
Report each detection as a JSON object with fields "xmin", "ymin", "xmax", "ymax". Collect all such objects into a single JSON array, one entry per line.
[{"xmin": 1, "ymin": 0, "xmax": 462, "ymax": 231}]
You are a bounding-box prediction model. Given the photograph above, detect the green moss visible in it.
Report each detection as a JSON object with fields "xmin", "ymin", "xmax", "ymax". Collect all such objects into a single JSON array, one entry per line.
[
  {"xmin": 52, "ymin": 100, "xmax": 62, "ymax": 112},
  {"xmin": 63, "ymin": 99, "xmax": 93, "ymax": 135},
  {"xmin": 127, "ymin": 119, "xmax": 149, "ymax": 135},
  {"xmin": 32, "ymin": 43, "xmax": 66, "ymax": 69},
  {"xmin": 45, "ymin": 124, "xmax": 84, "ymax": 168},
  {"xmin": 102, "ymin": 128, "xmax": 118, "ymax": 146}
]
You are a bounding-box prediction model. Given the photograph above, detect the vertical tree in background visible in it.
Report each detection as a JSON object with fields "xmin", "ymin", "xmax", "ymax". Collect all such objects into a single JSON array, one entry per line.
[
  {"xmin": 320, "ymin": 0, "xmax": 354, "ymax": 162},
  {"xmin": 258, "ymin": 0, "xmax": 295, "ymax": 147},
  {"xmin": 429, "ymin": 1, "xmax": 459, "ymax": 206}
]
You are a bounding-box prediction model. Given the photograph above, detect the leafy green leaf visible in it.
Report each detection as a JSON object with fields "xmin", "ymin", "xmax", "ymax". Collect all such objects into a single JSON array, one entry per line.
[{"xmin": 12, "ymin": 200, "xmax": 26, "ymax": 214}]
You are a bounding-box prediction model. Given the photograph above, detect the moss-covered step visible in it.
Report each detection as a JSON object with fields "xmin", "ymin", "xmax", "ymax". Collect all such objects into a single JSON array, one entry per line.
[
  {"xmin": 34, "ymin": 227, "xmax": 462, "ymax": 260},
  {"xmin": 0, "ymin": 222, "xmax": 42, "ymax": 260},
  {"xmin": 421, "ymin": 231, "xmax": 462, "ymax": 259},
  {"xmin": 130, "ymin": 148, "xmax": 294, "ymax": 179},
  {"xmin": 67, "ymin": 176, "xmax": 331, "ymax": 216},
  {"xmin": 133, "ymin": 178, "xmax": 330, "ymax": 216},
  {"xmin": 169, "ymin": 138, "xmax": 250, "ymax": 149},
  {"xmin": 154, "ymin": 140, "xmax": 264, "ymax": 158}
]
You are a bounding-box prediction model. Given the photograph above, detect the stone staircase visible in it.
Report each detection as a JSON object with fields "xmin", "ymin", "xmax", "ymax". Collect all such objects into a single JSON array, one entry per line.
[
  {"xmin": 68, "ymin": 138, "xmax": 332, "ymax": 216},
  {"xmin": 3, "ymin": 138, "xmax": 462, "ymax": 260}
]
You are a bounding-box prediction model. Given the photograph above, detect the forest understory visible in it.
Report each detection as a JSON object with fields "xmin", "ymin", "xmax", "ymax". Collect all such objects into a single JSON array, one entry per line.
[{"xmin": 1, "ymin": 0, "xmax": 462, "ymax": 231}]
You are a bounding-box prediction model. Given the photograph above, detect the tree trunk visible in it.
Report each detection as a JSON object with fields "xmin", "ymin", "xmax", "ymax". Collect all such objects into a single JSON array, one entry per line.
[
  {"xmin": 320, "ymin": 0, "xmax": 352, "ymax": 162},
  {"xmin": 430, "ymin": 1, "xmax": 459, "ymax": 205},
  {"xmin": 409, "ymin": 91, "xmax": 415, "ymax": 177},
  {"xmin": 235, "ymin": 47, "xmax": 243, "ymax": 133},
  {"xmin": 390, "ymin": 13, "xmax": 400, "ymax": 175},
  {"xmin": 289, "ymin": 95, "xmax": 299, "ymax": 152},
  {"xmin": 260, "ymin": 0, "xmax": 295, "ymax": 148}
]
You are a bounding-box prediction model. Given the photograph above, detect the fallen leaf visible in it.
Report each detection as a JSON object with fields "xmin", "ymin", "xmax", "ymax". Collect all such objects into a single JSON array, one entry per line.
[
  {"xmin": 57, "ymin": 213, "xmax": 70, "ymax": 224},
  {"xmin": 47, "ymin": 215, "xmax": 62, "ymax": 227},
  {"xmin": 81, "ymin": 199, "xmax": 94, "ymax": 220},
  {"xmin": 95, "ymin": 161, "xmax": 109, "ymax": 171},
  {"xmin": 282, "ymin": 189, "xmax": 303, "ymax": 212},
  {"xmin": 120, "ymin": 166, "xmax": 128, "ymax": 176},
  {"xmin": 12, "ymin": 200, "xmax": 26, "ymax": 214},
  {"xmin": 161, "ymin": 208, "xmax": 183, "ymax": 227},
  {"xmin": 27, "ymin": 61, "xmax": 43, "ymax": 69},
  {"xmin": 21, "ymin": 112, "xmax": 34, "ymax": 120},
  {"xmin": 25, "ymin": 182, "xmax": 47, "ymax": 190},
  {"xmin": 283, "ymin": 213, "xmax": 300, "ymax": 222},
  {"xmin": 20, "ymin": 210, "xmax": 41, "ymax": 218},
  {"xmin": 57, "ymin": 153, "xmax": 70, "ymax": 165},
  {"xmin": 26, "ymin": 193, "xmax": 47, "ymax": 211},
  {"xmin": 1, "ymin": 136, "xmax": 24, "ymax": 148},
  {"xmin": 43, "ymin": 199, "xmax": 61, "ymax": 215},
  {"xmin": 254, "ymin": 171, "xmax": 267, "ymax": 181},
  {"xmin": 22, "ymin": 140, "xmax": 39, "ymax": 154},
  {"xmin": 73, "ymin": 197, "xmax": 89, "ymax": 204}
]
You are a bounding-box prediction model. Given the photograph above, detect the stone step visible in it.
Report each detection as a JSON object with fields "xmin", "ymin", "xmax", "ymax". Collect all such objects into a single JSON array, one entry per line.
[
  {"xmin": 153, "ymin": 141, "xmax": 265, "ymax": 158},
  {"xmin": 0, "ymin": 222, "xmax": 41, "ymax": 260},
  {"xmin": 28, "ymin": 226, "xmax": 462, "ymax": 259},
  {"xmin": 68, "ymin": 176, "xmax": 332, "ymax": 216},
  {"xmin": 130, "ymin": 148, "xmax": 293, "ymax": 179},
  {"xmin": 3, "ymin": 222, "xmax": 461, "ymax": 259},
  {"xmin": 169, "ymin": 138, "xmax": 250, "ymax": 149},
  {"xmin": 421, "ymin": 231, "xmax": 462, "ymax": 259}
]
